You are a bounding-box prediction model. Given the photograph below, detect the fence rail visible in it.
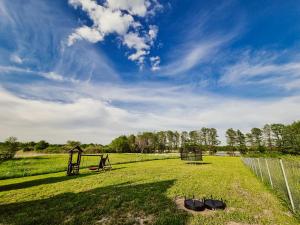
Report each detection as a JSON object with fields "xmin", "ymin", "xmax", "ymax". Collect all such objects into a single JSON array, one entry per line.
[{"xmin": 241, "ymin": 157, "xmax": 300, "ymax": 214}]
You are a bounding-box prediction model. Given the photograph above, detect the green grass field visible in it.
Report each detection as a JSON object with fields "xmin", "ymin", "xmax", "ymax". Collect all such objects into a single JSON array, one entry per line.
[
  {"xmin": 0, "ymin": 153, "xmax": 176, "ymax": 179},
  {"xmin": 0, "ymin": 155, "xmax": 299, "ymax": 225}
]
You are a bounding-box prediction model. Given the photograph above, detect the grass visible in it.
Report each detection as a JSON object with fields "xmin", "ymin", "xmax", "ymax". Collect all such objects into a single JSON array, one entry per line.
[
  {"xmin": 0, "ymin": 156, "xmax": 299, "ymax": 225},
  {"xmin": 0, "ymin": 153, "xmax": 176, "ymax": 179}
]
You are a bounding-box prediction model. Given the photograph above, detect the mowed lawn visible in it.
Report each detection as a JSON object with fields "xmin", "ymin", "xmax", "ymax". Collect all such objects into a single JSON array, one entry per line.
[
  {"xmin": 0, "ymin": 156, "xmax": 299, "ymax": 225},
  {"xmin": 0, "ymin": 153, "xmax": 176, "ymax": 179}
]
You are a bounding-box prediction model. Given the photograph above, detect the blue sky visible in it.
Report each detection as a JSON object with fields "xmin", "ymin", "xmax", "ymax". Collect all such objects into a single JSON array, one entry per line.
[{"xmin": 1, "ymin": 0, "xmax": 300, "ymax": 144}]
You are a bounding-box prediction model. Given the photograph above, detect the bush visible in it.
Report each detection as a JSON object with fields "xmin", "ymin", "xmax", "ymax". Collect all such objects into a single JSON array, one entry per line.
[
  {"xmin": 35, "ymin": 140, "xmax": 49, "ymax": 151},
  {"xmin": 83, "ymin": 145, "xmax": 102, "ymax": 153},
  {"xmin": 0, "ymin": 136, "xmax": 18, "ymax": 159},
  {"xmin": 42, "ymin": 145, "xmax": 65, "ymax": 153}
]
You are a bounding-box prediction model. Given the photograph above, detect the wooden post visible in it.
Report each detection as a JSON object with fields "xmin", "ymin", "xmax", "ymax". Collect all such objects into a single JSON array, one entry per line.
[{"xmin": 67, "ymin": 151, "xmax": 73, "ymax": 176}]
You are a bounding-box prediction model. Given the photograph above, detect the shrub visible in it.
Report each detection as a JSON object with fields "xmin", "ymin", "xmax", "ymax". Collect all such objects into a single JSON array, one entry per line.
[
  {"xmin": 83, "ymin": 145, "xmax": 102, "ymax": 153},
  {"xmin": 35, "ymin": 140, "xmax": 49, "ymax": 151},
  {"xmin": 0, "ymin": 136, "xmax": 18, "ymax": 159}
]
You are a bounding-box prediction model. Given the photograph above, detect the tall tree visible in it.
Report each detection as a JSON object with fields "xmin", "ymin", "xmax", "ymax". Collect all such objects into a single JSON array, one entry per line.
[
  {"xmin": 226, "ymin": 128, "xmax": 237, "ymax": 148},
  {"xmin": 166, "ymin": 130, "xmax": 174, "ymax": 150},
  {"xmin": 189, "ymin": 130, "xmax": 198, "ymax": 144},
  {"xmin": 283, "ymin": 121, "xmax": 300, "ymax": 154},
  {"xmin": 207, "ymin": 128, "xmax": 220, "ymax": 153},
  {"xmin": 200, "ymin": 127, "xmax": 209, "ymax": 146},
  {"xmin": 245, "ymin": 133, "xmax": 254, "ymax": 148},
  {"xmin": 271, "ymin": 124, "xmax": 285, "ymax": 149},
  {"xmin": 263, "ymin": 124, "xmax": 272, "ymax": 149},
  {"xmin": 157, "ymin": 131, "xmax": 167, "ymax": 152},
  {"xmin": 251, "ymin": 128, "xmax": 263, "ymax": 148},
  {"xmin": 180, "ymin": 131, "xmax": 189, "ymax": 146},
  {"xmin": 236, "ymin": 130, "xmax": 246, "ymax": 153},
  {"xmin": 173, "ymin": 131, "xmax": 180, "ymax": 150}
]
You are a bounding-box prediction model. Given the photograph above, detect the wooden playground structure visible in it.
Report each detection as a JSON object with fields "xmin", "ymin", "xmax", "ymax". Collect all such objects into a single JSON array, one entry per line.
[{"xmin": 67, "ymin": 146, "xmax": 111, "ymax": 176}]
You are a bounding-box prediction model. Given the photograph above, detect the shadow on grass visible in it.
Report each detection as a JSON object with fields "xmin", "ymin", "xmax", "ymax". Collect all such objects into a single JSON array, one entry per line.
[
  {"xmin": 0, "ymin": 180, "xmax": 189, "ymax": 225},
  {"xmin": 0, "ymin": 168, "xmax": 125, "ymax": 192},
  {"xmin": 185, "ymin": 162, "xmax": 211, "ymax": 165},
  {"xmin": 112, "ymin": 157, "xmax": 177, "ymax": 166}
]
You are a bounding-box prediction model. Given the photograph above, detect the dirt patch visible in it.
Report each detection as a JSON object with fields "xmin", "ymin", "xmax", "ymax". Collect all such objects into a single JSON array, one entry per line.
[
  {"xmin": 225, "ymin": 207, "xmax": 236, "ymax": 213},
  {"xmin": 96, "ymin": 217, "xmax": 111, "ymax": 224},
  {"xmin": 227, "ymin": 222, "xmax": 259, "ymax": 225},
  {"xmin": 136, "ymin": 214, "xmax": 154, "ymax": 225},
  {"xmin": 125, "ymin": 212, "xmax": 154, "ymax": 225}
]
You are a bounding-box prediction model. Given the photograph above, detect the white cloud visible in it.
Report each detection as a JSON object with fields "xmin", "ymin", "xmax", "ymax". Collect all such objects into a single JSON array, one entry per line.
[
  {"xmin": 1, "ymin": 83, "xmax": 300, "ymax": 144},
  {"xmin": 10, "ymin": 54, "xmax": 23, "ymax": 64},
  {"xmin": 123, "ymin": 32, "xmax": 149, "ymax": 64},
  {"xmin": 148, "ymin": 25, "xmax": 158, "ymax": 42},
  {"xmin": 150, "ymin": 56, "xmax": 160, "ymax": 71},
  {"xmin": 68, "ymin": 0, "xmax": 161, "ymax": 66},
  {"xmin": 106, "ymin": 0, "xmax": 147, "ymax": 17},
  {"xmin": 68, "ymin": 26, "xmax": 104, "ymax": 46}
]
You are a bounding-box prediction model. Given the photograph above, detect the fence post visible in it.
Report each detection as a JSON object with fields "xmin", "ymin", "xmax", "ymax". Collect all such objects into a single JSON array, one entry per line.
[
  {"xmin": 279, "ymin": 159, "xmax": 295, "ymax": 212},
  {"xmin": 248, "ymin": 158, "xmax": 252, "ymax": 170},
  {"xmin": 249, "ymin": 158, "xmax": 253, "ymax": 172},
  {"xmin": 257, "ymin": 158, "xmax": 264, "ymax": 182},
  {"xmin": 253, "ymin": 159, "xmax": 258, "ymax": 177},
  {"xmin": 265, "ymin": 158, "xmax": 273, "ymax": 188}
]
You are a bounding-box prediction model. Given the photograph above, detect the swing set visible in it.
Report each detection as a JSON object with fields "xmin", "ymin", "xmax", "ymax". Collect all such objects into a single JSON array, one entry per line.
[{"xmin": 67, "ymin": 146, "xmax": 111, "ymax": 176}]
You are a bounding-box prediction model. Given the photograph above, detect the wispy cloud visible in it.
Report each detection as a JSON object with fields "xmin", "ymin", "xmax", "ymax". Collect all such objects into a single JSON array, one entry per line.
[
  {"xmin": 10, "ymin": 54, "xmax": 23, "ymax": 64},
  {"xmin": 2, "ymin": 82, "xmax": 300, "ymax": 144},
  {"xmin": 161, "ymin": 39, "xmax": 228, "ymax": 76},
  {"xmin": 0, "ymin": 65, "xmax": 78, "ymax": 83},
  {"xmin": 159, "ymin": 1, "xmax": 244, "ymax": 76},
  {"xmin": 220, "ymin": 50, "xmax": 300, "ymax": 90},
  {"xmin": 0, "ymin": 0, "xmax": 119, "ymax": 84}
]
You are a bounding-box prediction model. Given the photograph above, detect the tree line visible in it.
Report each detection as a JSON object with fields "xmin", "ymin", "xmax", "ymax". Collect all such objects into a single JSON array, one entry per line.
[
  {"xmin": 109, "ymin": 128, "xmax": 220, "ymax": 153},
  {"xmin": 1, "ymin": 121, "xmax": 299, "ymax": 159},
  {"xmin": 225, "ymin": 121, "xmax": 300, "ymax": 154}
]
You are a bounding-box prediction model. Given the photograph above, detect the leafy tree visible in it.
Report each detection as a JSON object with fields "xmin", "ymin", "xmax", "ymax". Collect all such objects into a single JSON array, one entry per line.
[
  {"xmin": 207, "ymin": 128, "xmax": 220, "ymax": 153},
  {"xmin": 180, "ymin": 131, "xmax": 189, "ymax": 146},
  {"xmin": 236, "ymin": 130, "xmax": 246, "ymax": 153},
  {"xmin": 226, "ymin": 128, "xmax": 237, "ymax": 148},
  {"xmin": 200, "ymin": 127, "xmax": 209, "ymax": 146},
  {"xmin": 271, "ymin": 124, "xmax": 285, "ymax": 149},
  {"xmin": 282, "ymin": 121, "xmax": 300, "ymax": 154},
  {"xmin": 127, "ymin": 134, "xmax": 136, "ymax": 152},
  {"xmin": 173, "ymin": 131, "xmax": 180, "ymax": 149},
  {"xmin": 251, "ymin": 128, "xmax": 263, "ymax": 148},
  {"xmin": 263, "ymin": 124, "xmax": 273, "ymax": 149},
  {"xmin": 0, "ymin": 136, "xmax": 19, "ymax": 159},
  {"xmin": 66, "ymin": 140, "xmax": 81, "ymax": 148},
  {"xmin": 110, "ymin": 135, "xmax": 130, "ymax": 153},
  {"xmin": 35, "ymin": 140, "xmax": 49, "ymax": 151},
  {"xmin": 245, "ymin": 133, "xmax": 253, "ymax": 148},
  {"xmin": 157, "ymin": 131, "xmax": 167, "ymax": 152},
  {"xmin": 166, "ymin": 130, "xmax": 174, "ymax": 150},
  {"xmin": 189, "ymin": 130, "xmax": 198, "ymax": 144}
]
